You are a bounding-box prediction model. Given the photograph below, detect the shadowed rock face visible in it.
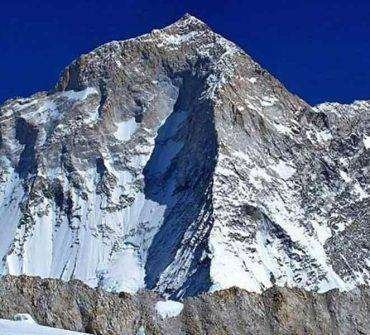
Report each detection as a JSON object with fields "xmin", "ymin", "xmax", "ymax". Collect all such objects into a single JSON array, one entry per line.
[
  {"xmin": 143, "ymin": 72, "xmax": 216, "ymax": 296},
  {"xmin": 0, "ymin": 14, "xmax": 368, "ymax": 299},
  {"xmin": 0, "ymin": 275, "xmax": 368, "ymax": 335},
  {"xmin": 14, "ymin": 118, "xmax": 39, "ymax": 178}
]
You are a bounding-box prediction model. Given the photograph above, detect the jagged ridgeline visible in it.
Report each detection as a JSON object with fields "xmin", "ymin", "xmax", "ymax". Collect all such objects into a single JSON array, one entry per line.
[{"xmin": 0, "ymin": 14, "xmax": 368, "ymax": 299}]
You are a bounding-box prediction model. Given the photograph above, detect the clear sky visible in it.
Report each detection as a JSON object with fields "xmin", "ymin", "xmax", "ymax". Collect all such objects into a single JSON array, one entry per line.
[{"xmin": 1, "ymin": 0, "xmax": 369, "ymax": 105}]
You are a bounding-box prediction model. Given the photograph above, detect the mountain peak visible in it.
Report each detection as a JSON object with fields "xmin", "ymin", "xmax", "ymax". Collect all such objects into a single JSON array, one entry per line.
[
  {"xmin": 0, "ymin": 14, "xmax": 368, "ymax": 300},
  {"xmin": 55, "ymin": 12, "xmax": 240, "ymax": 92},
  {"xmin": 177, "ymin": 13, "xmax": 207, "ymax": 25},
  {"xmin": 159, "ymin": 13, "xmax": 210, "ymax": 35}
]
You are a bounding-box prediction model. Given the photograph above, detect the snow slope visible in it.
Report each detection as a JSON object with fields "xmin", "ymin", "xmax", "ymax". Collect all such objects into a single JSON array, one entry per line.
[{"xmin": 0, "ymin": 319, "xmax": 87, "ymax": 335}]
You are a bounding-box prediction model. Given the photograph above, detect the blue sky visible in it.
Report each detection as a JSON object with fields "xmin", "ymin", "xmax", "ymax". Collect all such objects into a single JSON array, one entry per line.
[{"xmin": 1, "ymin": 0, "xmax": 369, "ymax": 104}]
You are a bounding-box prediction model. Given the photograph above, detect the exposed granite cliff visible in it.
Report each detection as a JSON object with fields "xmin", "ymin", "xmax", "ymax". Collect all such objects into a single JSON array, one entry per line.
[{"xmin": 0, "ymin": 275, "xmax": 368, "ymax": 335}]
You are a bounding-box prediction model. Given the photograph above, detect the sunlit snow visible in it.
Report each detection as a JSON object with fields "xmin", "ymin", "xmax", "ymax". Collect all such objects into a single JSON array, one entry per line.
[
  {"xmin": 155, "ymin": 300, "xmax": 183, "ymax": 318},
  {"xmin": 114, "ymin": 118, "xmax": 138, "ymax": 141},
  {"xmin": 0, "ymin": 318, "xmax": 88, "ymax": 335},
  {"xmin": 270, "ymin": 160, "xmax": 296, "ymax": 180},
  {"xmin": 363, "ymin": 135, "xmax": 370, "ymax": 149}
]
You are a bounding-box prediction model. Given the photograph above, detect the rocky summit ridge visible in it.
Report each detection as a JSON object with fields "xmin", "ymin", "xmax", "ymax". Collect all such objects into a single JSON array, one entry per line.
[{"xmin": 0, "ymin": 14, "xmax": 369, "ymax": 300}]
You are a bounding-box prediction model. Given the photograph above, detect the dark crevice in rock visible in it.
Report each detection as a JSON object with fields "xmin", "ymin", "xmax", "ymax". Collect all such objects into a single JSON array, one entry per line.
[
  {"xmin": 97, "ymin": 91, "xmax": 108, "ymax": 118},
  {"xmin": 61, "ymin": 143, "xmax": 74, "ymax": 174},
  {"xmin": 96, "ymin": 157, "xmax": 106, "ymax": 179},
  {"xmin": 65, "ymin": 192, "xmax": 74, "ymax": 224},
  {"xmin": 15, "ymin": 118, "xmax": 38, "ymax": 178},
  {"xmin": 52, "ymin": 180, "xmax": 64, "ymax": 211}
]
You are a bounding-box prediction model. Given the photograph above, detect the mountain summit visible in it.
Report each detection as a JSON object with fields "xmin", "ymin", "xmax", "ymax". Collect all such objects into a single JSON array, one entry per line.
[{"xmin": 0, "ymin": 15, "xmax": 368, "ymax": 299}]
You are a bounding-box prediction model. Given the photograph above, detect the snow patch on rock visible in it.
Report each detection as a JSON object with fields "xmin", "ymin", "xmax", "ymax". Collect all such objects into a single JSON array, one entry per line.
[
  {"xmin": 363, "ymin": 135, "xmax": 370, "ymax": 149},
  {"xmin": 155, "ymin": 300, "xmax": 184, "ymax": 319},
  {"xmin": 270, "ymin": 160, "xmax": 296, "ymax": 180},
  {"xmin": 114, "ymin": 118, "xmax": 138, "ymax": 142}
]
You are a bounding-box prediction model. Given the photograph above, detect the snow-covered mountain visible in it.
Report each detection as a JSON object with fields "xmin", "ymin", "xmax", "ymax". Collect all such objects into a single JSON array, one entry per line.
[{"xmin": 0, "ymin": 14, "xmax": 368, "ymax": 299}]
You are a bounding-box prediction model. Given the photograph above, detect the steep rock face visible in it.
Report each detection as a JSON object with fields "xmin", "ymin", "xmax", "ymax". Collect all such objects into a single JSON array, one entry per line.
[
  {"xmin": 0, "ymin": 275, "xmax": 368, "ymax": 335},
  {"xmin": 0, "ymin": 14, "xmax": 368, "ymax": 298}
]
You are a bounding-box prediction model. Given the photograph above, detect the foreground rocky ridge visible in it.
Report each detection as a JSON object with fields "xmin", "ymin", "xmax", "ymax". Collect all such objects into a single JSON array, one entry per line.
[
  {"xmin": 0, "ymin": 275, "xmax": 368, "ymax": 335},
  {"xmin": 0, "ymin": 14, "xmax": 369, "ymax": 298}
]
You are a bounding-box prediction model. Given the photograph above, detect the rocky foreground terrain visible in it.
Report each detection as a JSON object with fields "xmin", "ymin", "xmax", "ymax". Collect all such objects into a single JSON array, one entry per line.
[{"xmin": 0, "ymin": 275, "xmax": 368, "ymax": 335}]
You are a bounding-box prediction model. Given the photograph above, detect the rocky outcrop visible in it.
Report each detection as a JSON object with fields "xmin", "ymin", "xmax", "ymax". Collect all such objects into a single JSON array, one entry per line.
[
  {"xmin": 0, "ymin": 275, "xmax": 368, "ymax": 334},
  {"xmin": 0, "ymin": 14, "xmax": 368, "ymax": 299}
]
